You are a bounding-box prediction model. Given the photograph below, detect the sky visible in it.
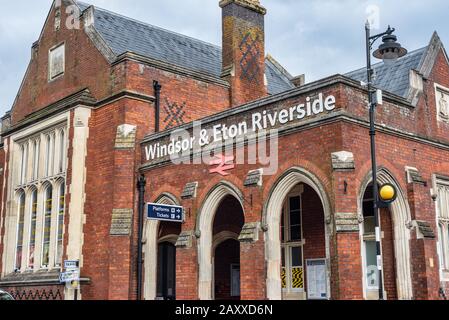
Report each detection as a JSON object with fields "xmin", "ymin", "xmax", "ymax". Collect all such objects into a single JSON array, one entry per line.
[{"xmin": 0, "ymin": 0, "xmax": 448, "ymax": 116}]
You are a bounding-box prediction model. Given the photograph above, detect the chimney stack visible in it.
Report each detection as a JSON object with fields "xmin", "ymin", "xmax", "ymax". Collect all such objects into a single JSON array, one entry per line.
[{"xmin": 220, "ymin": 0, "xmax": 268, "ymax": 106}]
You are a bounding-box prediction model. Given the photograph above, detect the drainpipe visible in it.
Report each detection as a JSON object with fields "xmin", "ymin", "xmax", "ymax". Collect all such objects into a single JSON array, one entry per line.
[
  {"xmin": 137, "ymin": 174, "xmax": 146, "ymax": 300},
  {"xmin": 153, "ymin": 81, "xmax": 162, "ymax": 133}
]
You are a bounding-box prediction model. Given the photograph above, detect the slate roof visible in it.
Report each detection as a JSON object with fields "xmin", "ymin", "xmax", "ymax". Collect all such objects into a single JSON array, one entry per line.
[
  {"xmin": 345, "ymin": 47, "xmax": 427, "ymax": 98},
  {"xmin": 77, "ymin": 2, "xmax": 295, "ymax": 95}
]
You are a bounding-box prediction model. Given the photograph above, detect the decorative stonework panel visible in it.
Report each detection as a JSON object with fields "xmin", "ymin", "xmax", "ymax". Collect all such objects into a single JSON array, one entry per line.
[
  {"xmin": 331, "ymin": 151, "xmax": 355, "ymax": 171},
  {"xmin": 244, "ymin": 169, "xmax": 263, "ymax": 187},
  {"xmin": 335, "ymin": 212, "xmax": 360, "ymax": 232},
  {"xmin": 110, "ymin": 209, "xmax": 133, "ymax": 236},
  {"xmin": 181, "ymin": 182, "xmax": 198, "ymax": 199},
  {"xmin": 437, "ymin": 88, "xmax": 449, "ymax": 124},
  {"xmin": 115, "ymin": 124, "xmax": 137, "ymax": 149}
]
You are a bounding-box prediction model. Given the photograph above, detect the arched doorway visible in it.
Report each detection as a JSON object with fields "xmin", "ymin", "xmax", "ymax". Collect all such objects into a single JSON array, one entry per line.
[
  {"xmin": 212, "ymin": 196, "xmax": 244, "ymax": 300},
  {"xmin": 143, "ymin": 193, "xmax": 181, "ymax": 300},
  {"xmin": 264, "ymin": 168, "xmax": 332, "ymax": 300},
  {"xmin": 156, "ymin": 224, "xmax": 181, "ymax": 300},
  {"xmin": 197, "ymin": 182, "xmax": 244, "ymax": 300},
  {"xmin": 359, "ymin": 169, "xmax": 413, "ymax": 300}
]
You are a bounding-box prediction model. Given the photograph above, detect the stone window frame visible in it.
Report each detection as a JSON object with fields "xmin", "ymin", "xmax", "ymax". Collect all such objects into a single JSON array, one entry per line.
[
  {"xmin": 434, "ymin": 175, "xmax": 449, "ymax": 281},
  {"xmin": 48, "ymin": 42, "xmax": 65, "ymax": 82},
  {"xmin": 434, "ymin": 83, "xmax": 449, "ymax": 124},
  {"xmin": 3, "ymin": 116, "xmax": 69, "ymax": 276},
  {"xmin": 280, "ymin": 184, "xmax": 305, "ymax": 297}
]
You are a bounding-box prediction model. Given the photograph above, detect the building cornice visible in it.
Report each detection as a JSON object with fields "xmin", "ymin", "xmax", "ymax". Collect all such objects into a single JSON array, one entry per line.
[{"xmin": 1, "ymin": 89, "xmax": 155, "ymax": 138}]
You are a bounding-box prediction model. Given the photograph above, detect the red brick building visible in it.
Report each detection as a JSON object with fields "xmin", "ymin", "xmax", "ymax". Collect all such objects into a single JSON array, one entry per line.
[{"xmin": 0, "ymin": 0, "xmax": 449, "ymax": 300}]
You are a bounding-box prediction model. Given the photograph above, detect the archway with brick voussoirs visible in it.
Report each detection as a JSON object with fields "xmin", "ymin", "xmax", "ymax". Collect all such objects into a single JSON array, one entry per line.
[
  {"xmin": 358, "ymin": 168, "xmax": 413, "ymax": 300},
  {"xmin": 143, "ymin": 193, "xmax": 180, "ymax": 300},
  {"xmin": 263, "ymin": 167, "xmax": 333, "ymax": 300},
  {"xmin": 196, "ymin": 181, "xmax": 244, "ymax": 300}
]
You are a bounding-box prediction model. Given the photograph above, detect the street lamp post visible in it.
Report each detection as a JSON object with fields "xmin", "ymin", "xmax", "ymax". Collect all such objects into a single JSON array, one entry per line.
[{"xmin": 365, "ymin": 22, "xmax": 407, "ymax": 300}]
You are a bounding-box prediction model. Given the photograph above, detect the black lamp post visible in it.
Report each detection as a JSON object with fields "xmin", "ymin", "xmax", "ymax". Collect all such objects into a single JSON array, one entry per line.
[{"xmin": 365, "ymin": 22, "xmax": 407, "ymax": 300}]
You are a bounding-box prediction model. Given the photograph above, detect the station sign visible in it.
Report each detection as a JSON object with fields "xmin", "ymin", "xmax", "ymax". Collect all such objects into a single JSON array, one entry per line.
[{"xmin": 147, "ymin": 203, "xmax": 184, "ymax": 223}]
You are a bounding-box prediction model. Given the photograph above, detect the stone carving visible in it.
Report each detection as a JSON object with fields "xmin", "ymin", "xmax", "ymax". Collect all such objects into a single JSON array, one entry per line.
[{"xmin": 439, "ymin": 91, "xmax": 449, "ymax": 121}]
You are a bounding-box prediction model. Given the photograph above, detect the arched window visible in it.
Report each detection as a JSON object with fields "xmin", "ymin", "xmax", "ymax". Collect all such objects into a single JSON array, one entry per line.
[
  {"xmin": 55, "ymin": 182, "xmax": 65, "ymax": 267},
  {"xmin": 42, "ymin": 185, "xmax": 53, "ymax": 267},
  {"xmin": 14, "ymin": 192, "xmax": 26, "ymax": 271},
  {"xmin": 281, "ymin": 186, "xmax": 304, "ymax": 294},
  {"xmin": 28, "ymin": 190, "xmax": 38, "ymax": 269}
]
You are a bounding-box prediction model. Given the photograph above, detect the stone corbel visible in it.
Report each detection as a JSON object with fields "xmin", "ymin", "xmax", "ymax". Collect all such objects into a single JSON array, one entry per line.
[
  {"xmin": 238, "ymin": 222, "xmax": 261, "ymax": 243},
  {"xmin": 175, "ymin": 231, "xmax": 195, "ymax": 248},
  {"xmin": 335, "ymin": 212, "xmax": 360, "ymax": 232},
  {"xmin": 331, "ymin": 151, "xmax": 355, "ymax": 171}
]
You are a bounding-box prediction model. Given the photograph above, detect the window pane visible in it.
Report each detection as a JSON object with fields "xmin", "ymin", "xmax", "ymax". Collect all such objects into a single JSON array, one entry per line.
[
  {"xmin": 281, "ymin": 208, "xmax": 285, "ymax": 242},
  {"xmin": 290, "ymin": 211, "xmax": 301, "ymax": 225},
  {"xmin": 365, "ymin": 241, "xmax": 378, "ymax": 289},
  {"xmin": 290, "ymin": 225, "xmax": 301, "ymax": 241},
  {"xmin": 28, "ymin": 191, "xmax": 37, "ymax": 269},
  {"xmin": 289, "ymin": 197, "xmax": 300, "ymax": 211},
  {"xmin": 15, "ymin": 194, "xmax": 25, "ymax": 271},
  {"xmin": 42, "ymin": 187, "xmax": 52, "ymax": 267},
  {"xmin": 291, "ymin": 247, "xmax": 302, "ymax": 267},
  {"xmin": 55, "ymin": 183, "xmax": 65, "ymax": 266}
]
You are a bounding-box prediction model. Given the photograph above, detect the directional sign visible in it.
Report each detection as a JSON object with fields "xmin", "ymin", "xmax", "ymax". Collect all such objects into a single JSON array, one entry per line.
[
  {"xmin": 59, "ymin": 270, "xmax": 80, "ymax": 283},
  {"xmin": 147, "ymin": 203, "xmax": 184, "ymax": 223},
  {"xmin": 64, "ymin": 260, "xmax": 79, "ymax": 270}
]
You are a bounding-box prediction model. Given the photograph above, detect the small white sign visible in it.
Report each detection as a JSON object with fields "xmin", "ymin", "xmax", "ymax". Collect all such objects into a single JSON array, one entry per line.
[
  {"xmin": 59, "ymin": 270, "xmax": 80, "ymax": 283},
  {"xmin": 64, "ymin": 260, "xmax": 79, "ymax": 270}
]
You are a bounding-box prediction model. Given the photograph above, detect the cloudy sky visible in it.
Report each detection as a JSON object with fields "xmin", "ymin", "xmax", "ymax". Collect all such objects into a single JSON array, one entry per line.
[{"xmin": 0, "ymin": 0, "xmax": 448, "ymax": 115}]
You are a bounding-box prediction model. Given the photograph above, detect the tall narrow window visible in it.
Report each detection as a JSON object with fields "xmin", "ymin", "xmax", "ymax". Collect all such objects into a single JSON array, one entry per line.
[
  {"xmin": 45, "ymin": 135, "xmax": 51, "ymax": 177},
  {"xmin": 58, "ymin": 130, "xmax": 65, "ymax": 174},
  {"xmin": 20, "ymin": 144, "xmax": 28, "ymax": 184},
  {"xmin": 33, "ymin": 140, "xmax": 39, "ymax": 180},
  {"xmin": 15, "ymin": 192, "xmax": 26, "ymax": 271},
  {"xmin": 28, "ymin": 190, "xmax": 38, "ymax": 269},
  {"xmin": 51, "ymin": 132, "xmax": 56, "ymax": 176},
  {"xmin": 42, "ymin": 186, "xmax": 53, "ymax": 267},
  {"xmin": 436, "ymin": 179, "xmax": 449, "ymax": 273},
  {"xmin": 281, "ymin": 191, "xmax": 304, "ymax": 294},
  {"xmin": 55, "ymin": 183, "xmax": 65, "ymax": 267}
]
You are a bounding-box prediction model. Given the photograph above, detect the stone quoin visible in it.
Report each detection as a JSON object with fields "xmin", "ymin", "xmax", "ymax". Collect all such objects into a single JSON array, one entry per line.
[{"xmin": 0, "ymin": 0, "xmax": 449, "ymax": 301}]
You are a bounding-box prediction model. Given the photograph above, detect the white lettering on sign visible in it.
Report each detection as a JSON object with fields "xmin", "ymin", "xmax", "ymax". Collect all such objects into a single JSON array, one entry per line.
[{"xmin": 144, "ymin": 93, "xmax": 336, "ymax": 162}]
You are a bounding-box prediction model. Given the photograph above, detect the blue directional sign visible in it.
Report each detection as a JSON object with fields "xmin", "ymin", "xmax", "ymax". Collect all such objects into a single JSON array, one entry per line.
[{"xmin": 147, "ymin": 203, "xmax": 184, "ymax": 223}]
